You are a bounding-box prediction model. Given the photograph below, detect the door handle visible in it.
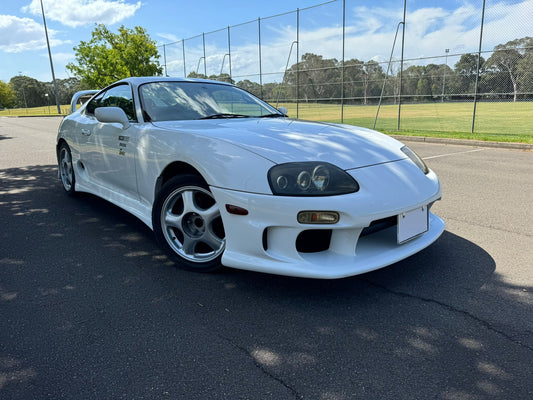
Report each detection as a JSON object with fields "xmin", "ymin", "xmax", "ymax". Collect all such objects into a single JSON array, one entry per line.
[{"xmin": 81, "ymin": 128, "xmax": 92, "ymax": 136}]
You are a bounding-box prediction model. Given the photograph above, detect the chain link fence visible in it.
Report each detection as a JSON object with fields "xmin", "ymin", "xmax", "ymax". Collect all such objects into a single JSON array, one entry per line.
[{"xmin": 159, "ymin": 0, "xmax": 532, "ymax": 138}]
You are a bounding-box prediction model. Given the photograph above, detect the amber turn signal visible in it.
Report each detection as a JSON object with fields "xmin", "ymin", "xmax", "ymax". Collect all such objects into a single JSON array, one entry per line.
[
  {"xmin": 226, "ymin": 204, "xmax": 249, "ymax": 215},
  {"xmin": 297, "ymin": 211, "xmax": 339, "ymax": 224}
]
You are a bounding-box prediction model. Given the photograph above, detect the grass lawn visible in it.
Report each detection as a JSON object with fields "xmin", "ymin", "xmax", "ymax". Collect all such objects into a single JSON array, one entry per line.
[
  {"xmin": 2, "ymin": 101, "xmax": 531, "ymax": 144},
  {"xmin": 277, "ymin": 101, "xmax": 533, "ymax": 144},
  {"xmin": 0, "ymin": 105, "xmax": 70, "ymax": 116}
]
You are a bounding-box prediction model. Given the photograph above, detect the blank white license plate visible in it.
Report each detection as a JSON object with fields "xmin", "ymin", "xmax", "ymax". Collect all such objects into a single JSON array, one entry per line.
[{"xmin": 397, "ymin": 206, "xmax": 429, "ymax": 244}]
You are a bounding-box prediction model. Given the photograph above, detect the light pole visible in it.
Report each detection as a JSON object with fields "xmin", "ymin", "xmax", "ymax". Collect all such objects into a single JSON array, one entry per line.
[
  {"xmin": 40, "ymin": 0, "xmax": 61, "ymax": 114},
  {"xmin": 441, "ymin": 48, "xmax": 449, "ymax": 102}
]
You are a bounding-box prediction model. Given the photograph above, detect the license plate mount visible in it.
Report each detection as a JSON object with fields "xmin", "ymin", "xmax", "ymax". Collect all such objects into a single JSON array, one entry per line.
[{"xmin": 397, "ymin": 206, "xmax": 429, "ymax": 244}]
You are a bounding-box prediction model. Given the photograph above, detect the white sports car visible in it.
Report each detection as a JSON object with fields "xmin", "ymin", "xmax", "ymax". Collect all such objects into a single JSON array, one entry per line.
[{"xmin": 57, "ymin": 77, "xmax": 444, "ymax": 279}]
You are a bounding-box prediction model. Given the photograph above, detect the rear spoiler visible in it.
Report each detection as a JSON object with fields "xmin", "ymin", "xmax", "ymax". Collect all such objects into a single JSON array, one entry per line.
[{"xmin": 70, "ymin": 90, "xmax": 99, "ymax": 114}]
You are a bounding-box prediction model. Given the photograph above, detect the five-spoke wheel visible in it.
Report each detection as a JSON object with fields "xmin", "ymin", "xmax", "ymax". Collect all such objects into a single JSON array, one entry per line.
[
  {"xmin": 58, "ymin": 142, "xmax": 76, "ymax": 195},
  {"xmin": 153, "ymin": 175, "xmax": 225, "ymax": 271}
]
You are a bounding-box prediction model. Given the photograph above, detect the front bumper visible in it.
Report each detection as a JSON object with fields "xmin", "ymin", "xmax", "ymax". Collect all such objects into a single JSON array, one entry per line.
[{"xmin": 211, "ymin": 159, "xmax": 445, "ymax": 279}]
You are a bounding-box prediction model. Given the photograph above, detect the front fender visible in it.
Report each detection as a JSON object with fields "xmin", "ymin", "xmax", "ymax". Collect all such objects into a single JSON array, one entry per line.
[{"xmin": 135, "ymin": 125, "xmax": 276, "ymax": 206}]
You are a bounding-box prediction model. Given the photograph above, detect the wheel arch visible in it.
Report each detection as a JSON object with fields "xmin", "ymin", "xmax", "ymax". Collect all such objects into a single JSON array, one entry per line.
[
  {"xmin": 56, "ymin": 138, "xmax": 68, "ymax": 161},
  {"xmin": 155, "ymin": 161, "xmax": 207, "ymax": 198}
]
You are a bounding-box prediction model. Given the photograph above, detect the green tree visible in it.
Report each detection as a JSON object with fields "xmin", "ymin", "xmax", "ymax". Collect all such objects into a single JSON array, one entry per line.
[
  {"xmin": 485, "ymin": 37, "xmax": 533, "ymax": 101},
  {"xmin": 187, "ymin": 73, "xmax": 235, "ymax": 85},
  {"xmin": 517, "ymin": 53, "xmax": 533, "ymax": 95},
  {"xmin": 187, "ymin": 71, "xmax": 208, "ymax": 79},
  {"xmin": 9, "ymin": 75, "xmax": 47, "ymax": 108},
  {"xmin": 360, "ymin": 61, "xmax": 384, "ymax": 104},
  {"xmin": 284, "ymin": 53, "xmax": 340, "ymax": 102},
  {"xmin": 236, "ymin": 79, "xmax": 262, "ymax": 98},
  {"xmin": 67, "ymin": 24, "xmax": 162, "ymax": 88},
  {"xmin": 343, "ymin": 58, "xmax": 365, "ymax": 102},
  {"xmin": 0, "ymin": 80, "xmax": 16, "ymax": 108},
  {"xmin": 517, "ymin": 37, "xmax": 533, "ymax": 96},
  {"xmin": 261, "ymin": 82, "xmax": 279, "ymax": 102},
  {"xmin": 44, "ymin": 77, "xmax": 83, "ymax": 105},
  {"xmin": 403, "ymin": 65, "xmax": 426, "ymax": 100},
  {"xmin": 209, "ymin": 73, "xmax": 234, "ymax": 84},
  {"xmin": 451, "ymin": 53, "xmax": 485, "ymax": 96}
]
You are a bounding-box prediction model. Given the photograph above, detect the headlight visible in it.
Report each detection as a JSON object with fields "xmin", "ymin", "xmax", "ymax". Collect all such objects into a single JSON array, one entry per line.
[
  {"xmin": 401, "ymin": 146, "xmax": 429, "ymax": 174},
  {"xmin": 268, "ymin": 162, "xmax": 359, "ymax": 196}
]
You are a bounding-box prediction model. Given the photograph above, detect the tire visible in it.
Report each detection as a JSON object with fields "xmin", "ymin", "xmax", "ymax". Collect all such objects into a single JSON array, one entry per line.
[
  {"xmin": 58, "ymin": 142, "xmax": 76, "ymax": 196},
  {"xmin": 152, "ymin": 174, "xmax": 226, "ymax": 272}
]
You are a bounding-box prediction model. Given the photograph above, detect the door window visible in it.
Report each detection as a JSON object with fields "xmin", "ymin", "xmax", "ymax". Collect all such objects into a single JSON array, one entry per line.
[{"xmin": 85, "ymin": 84, "xmax": 136, "ymax": 121}]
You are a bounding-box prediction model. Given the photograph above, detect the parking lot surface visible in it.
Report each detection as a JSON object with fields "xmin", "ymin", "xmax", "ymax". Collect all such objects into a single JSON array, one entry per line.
[{"xmin": 1, "ymin": 117, "xmax": 532, "ymax": 399}]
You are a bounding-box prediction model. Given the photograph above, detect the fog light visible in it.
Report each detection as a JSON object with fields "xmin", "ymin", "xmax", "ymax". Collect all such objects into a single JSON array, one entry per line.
[{"xmin": 297, "ymin": 211, "xmax": 339, "ymax": 224}]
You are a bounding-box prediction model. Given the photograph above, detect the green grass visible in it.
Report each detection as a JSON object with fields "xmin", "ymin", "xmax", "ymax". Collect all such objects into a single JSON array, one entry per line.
[
  {"xmin": 277, "ymin": 101, "xmax": 533, "ymax": 144},
  {"xmin": 2, "ymin": 101, "xmax": 532, "ymax": 144},
  {"xmin": 0, "ymin": 105, "xmax": 70, "ymax": 116}
]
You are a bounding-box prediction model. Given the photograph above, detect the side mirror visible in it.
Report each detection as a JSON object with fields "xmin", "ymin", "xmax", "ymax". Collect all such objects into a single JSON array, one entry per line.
[
  {"xmin": 95, "ymin": 107, "xmax": 131, "ymax": 129},
  {"xmin": 278, "ymin": 106, "xmax": 288, "ymax": 116}
]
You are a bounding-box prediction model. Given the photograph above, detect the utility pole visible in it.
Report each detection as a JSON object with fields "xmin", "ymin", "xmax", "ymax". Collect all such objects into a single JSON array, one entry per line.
[{"xmin": 40, "ymin": 0, "xmax": 61, "ymax": 114}]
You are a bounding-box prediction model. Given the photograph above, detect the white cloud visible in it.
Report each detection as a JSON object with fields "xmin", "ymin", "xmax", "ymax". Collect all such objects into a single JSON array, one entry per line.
[
  {"xmin": 0, "ymin": 15, "xmax": 65, "ymax": 53},
  {"xmin": 157, "ymin": 32, "xmax": 181, "ymax": 43},
  {"xmin": 46, "ymin": 51, "xmax": 75, "ymax": 64},
  {"xmin": 22, "ymin": 0, "xmax": 141, "ymax": 28},
  {"xmin": 144, "ymin": 0, "xmax": 533, "ymax": 83}
]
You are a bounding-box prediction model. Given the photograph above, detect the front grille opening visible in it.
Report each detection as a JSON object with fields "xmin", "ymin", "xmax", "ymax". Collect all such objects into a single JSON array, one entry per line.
[
  {"xmin": 360, "ymin": 216, "xmax": 397, "ymax": 237},
  {"xmin": 296, "ymin": 229, "xmax": 332, "ymax": 253}
]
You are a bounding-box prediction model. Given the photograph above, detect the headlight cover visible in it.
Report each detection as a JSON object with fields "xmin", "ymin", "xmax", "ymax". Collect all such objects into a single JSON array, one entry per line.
[
  {"xmin": 401, "ymin": 146, "xmax": 429, "ymax": 174},
  {"xmin": 268, "ymin": 162, "xmax": 359, "ymax": 196}
]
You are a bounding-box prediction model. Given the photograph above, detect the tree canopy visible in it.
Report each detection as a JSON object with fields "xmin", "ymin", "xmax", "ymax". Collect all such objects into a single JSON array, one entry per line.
[
  {"xmin": 67, "ymin": 24, "xmax": 162, "ymax": 88},
  {"xmin": 485, "ymin": 37, "xmax": 532, "ymax": 101},
  {"xmin": 2, "ymin": 35, "xmax": 532, "ymax": 108},
  {"xmin": 9, "ymin": 76, "xmax": 47, "ymax": 108},
  {"xmin": 0, "ymin": 80, "xmax": 15, "ymax": 108}
]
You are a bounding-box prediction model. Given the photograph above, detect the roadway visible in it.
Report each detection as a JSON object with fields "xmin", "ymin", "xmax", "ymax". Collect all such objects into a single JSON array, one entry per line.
[{"xmin": 1, "ymin": 117, "xmax": 531, "ymax": 399}]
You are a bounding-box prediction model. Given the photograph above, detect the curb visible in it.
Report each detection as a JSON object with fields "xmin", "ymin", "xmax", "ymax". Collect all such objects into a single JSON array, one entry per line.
[{"xmin": 390, "ymin": 135, "xmax": 533, "ymax": 151}]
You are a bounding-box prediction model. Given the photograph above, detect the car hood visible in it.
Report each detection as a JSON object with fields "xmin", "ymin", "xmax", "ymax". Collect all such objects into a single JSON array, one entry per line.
[{"xmin": 152, "ymin": 118, "xmax": 406, "ymax": 170}]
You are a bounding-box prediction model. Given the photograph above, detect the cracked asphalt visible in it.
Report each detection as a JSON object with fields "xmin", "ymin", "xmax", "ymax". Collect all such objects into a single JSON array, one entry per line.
[{"xmin": 1, "ymin": 117, "xmax": 532, "ymax": 399}]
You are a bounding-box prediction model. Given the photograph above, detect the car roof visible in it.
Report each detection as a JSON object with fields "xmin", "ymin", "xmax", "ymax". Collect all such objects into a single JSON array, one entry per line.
[{"xmin": 116, "ymin": 76, "xmax": 235, "ymax": 89}]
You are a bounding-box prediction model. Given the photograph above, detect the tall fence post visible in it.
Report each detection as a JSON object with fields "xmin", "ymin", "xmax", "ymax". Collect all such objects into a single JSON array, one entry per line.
[
  {"xmin": 472, "ymin": 0, "xmax": 486, "ymax": 134},
  {"xmin": 296, "ymin": 8, "xmax": 300, "ymax": 119},
  {"xmin": 227, "ymin": 26, "xmax": 232, "ymax": 79},
  {"xmin": 341, "ymin": 0, "xmax": 345, "ymax": 123},
  {"xmin": 258, "ymin": 17, "xmax": 263, "ymax": 98},
  {"xmin": 397, "ymin": 0, "xmax": 406, "ymax": 131},
  {"xmin": 202, "ymin": 33, "xmax": 207, "ymax": 76}
]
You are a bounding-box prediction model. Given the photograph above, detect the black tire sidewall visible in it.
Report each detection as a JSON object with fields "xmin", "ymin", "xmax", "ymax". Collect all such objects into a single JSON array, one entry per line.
[
  {"xmin": 59, "ymin": 142, "xmax": 76, "ymax": 196},
  {"xmin": 152, "ymin": 174, "xmax": 224, "ymax": 272}
]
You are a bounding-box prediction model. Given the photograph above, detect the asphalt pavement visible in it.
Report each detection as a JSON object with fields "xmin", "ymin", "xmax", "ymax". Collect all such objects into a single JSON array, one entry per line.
[{"xmin": 1, "ymin": 117, "xmax": 532, "ymax": 400}]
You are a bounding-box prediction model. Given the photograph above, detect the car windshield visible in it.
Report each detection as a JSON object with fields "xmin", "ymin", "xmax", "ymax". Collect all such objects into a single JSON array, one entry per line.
[{"xmin": 139, "ymin": 81, "xmax": 282, "ymax": 122}]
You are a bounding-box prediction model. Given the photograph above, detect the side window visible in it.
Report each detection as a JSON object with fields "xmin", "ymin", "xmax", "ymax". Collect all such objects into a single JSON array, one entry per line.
[
  {"xmin": 85, "ymin": 91, "xmax": 105, "ymax": 115},
  {"xmin": 85, "ymin": 84, "xmax": 136, "ymax": 121}
]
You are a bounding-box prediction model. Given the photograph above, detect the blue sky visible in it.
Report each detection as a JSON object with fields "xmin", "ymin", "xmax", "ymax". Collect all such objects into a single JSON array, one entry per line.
[{"xmin": 1, "ymin": 0, "xmax": 531, "ymax": 83}]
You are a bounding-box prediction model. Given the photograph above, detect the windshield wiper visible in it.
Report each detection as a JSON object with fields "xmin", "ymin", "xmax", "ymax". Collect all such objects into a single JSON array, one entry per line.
[
  {"xmin": 258, "ymin": 113, "xmax": 286, "ymax": 118},
  {"xmin": 199, "ymin": 113, "xmax": 251, "ymax": 119}
]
